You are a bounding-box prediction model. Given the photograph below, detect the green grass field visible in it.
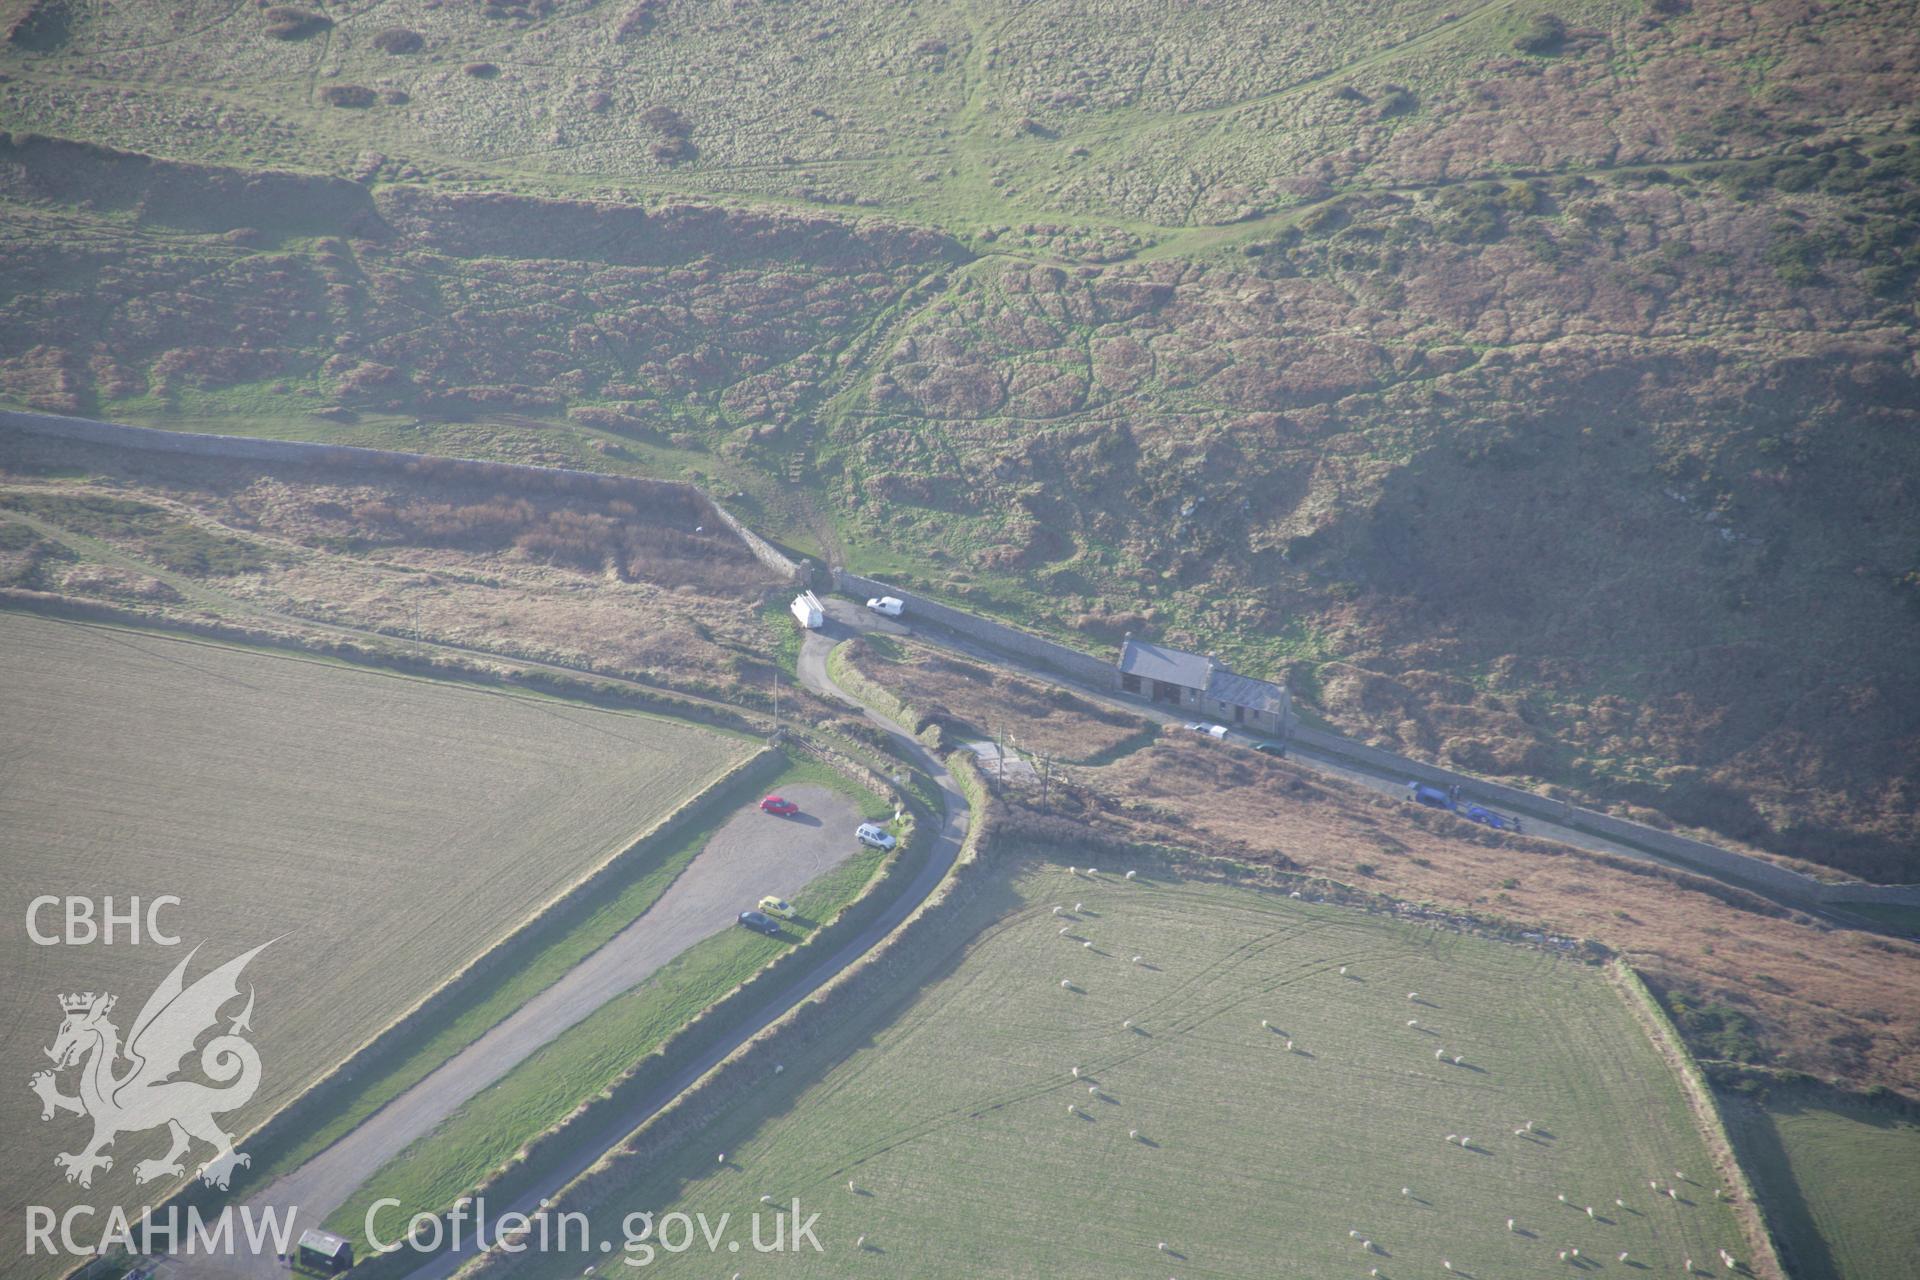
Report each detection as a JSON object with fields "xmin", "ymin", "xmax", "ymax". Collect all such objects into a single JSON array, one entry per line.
[
  {"xmin": 324, "ymin": 760, "xmax": 896, "ymax": 1249},
  {"xmin": 497, "ymin": 856, "xmax": 1751, "ymax": 1278},
  {"xmin": 1721, "ymin": 1092, "xmax": 1920, "ymax": 1280},
  {"xmin": 0, "ymin": 612, "xmax": 748, "ymax": 1262}
]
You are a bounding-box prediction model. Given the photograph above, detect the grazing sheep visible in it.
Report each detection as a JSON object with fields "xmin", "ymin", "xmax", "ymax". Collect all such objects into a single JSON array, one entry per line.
[
  {"xmin": 1125, "ymin": 870, "xmax": 1137, "ymax": 880},
  {"xmin": 1285, "ymin": 1039, "xmax": 1294, "ymax": 1051},
  {"xmin": 1571, "ymin": 1248, "xmax": 1580, "ymax": 1258},
  {"xmin": 1437, "ymin": 1048, "xmax": 1447, "ymax": 1060},
  {"xmin": 1508, "ymin": 1218, "xmax": 1516, "ymax": 1232},
  {"xmin": 774, "ymin": 1064, "xmax": 784, "ymax": 1075},
  {"xmin": 848, "ymin": 1181, "xmax": 857, "ymax": 1192},
  {"xmin": 1462, "ymin": 1136, "xmax": 1470, "ymax": 1147},
  {"xmin": 1363, "ymin": 1240, "xmax": 1374, "ymax": 1253},
  {"xmin": 856, "ymin": 1235, "xmax": 866, "ymax": 1249},
  {"xmin": 1559, "ymin": 1252, "xmax": 1568, "ymax": 1262},
  {"xmin": 1447, "ymin": 1134, "xmax": 1458, "ymax": 1143},
  {"xmin": 1061, "ymin": 979, "xmax": 1073, "ymax": 988},
  {"xmin": 1453, "ymin": 1054, "xmax": 1464, "ymax": 1065},
  {"xmin": 1129, "ymin": 1129, "xmax": 1140, "ymax": 1139},
  {"xmin": 1340, "ymin": 966, "xmax": 1348, "ymax": 975},
  {"xmin": 717, "ymin": 1153, "xmax": 726, "ymax": 1164},
  {"xmin": 1067, "ymin": 1104, "xmax": 1076, "ymax": 1114},
  {"xmin": 1157, "ymin": 1242, "xmax": 1167, "ymax": 1252},
  {"xmin": 1525, "ymin": 1120, "xmax": 1535, "ymax": 1132},
  {"xmin": 1072, "ymin": 1066, "xmax": 1081, "ymax": 1077},
  {"xmin": 1558, "ymin": 1194, "xmax": 1568, "ymax": 1203},
  {"xmin": 1409, "ymin": 992, "xmax": 1419, "ymax": 1001},
  {"xmin": 760, "ymin": 1195, "xmax": 774, "ymax": 1205},
  {"xmin": 1133, "ymin": 955, "xmax": 1144, "ymax": 965},
  {"xmin": 1443, "ymin": 1262, "xmax": 1453, "ymax": 1272},
  {"xmin": 1402, "ymin": 1187, "xmax": 1411, "ymax": 1197},
  {"xmin": 1586, "ymin": 1206, "xmax": 1595, "ymax": 1218},
  {"xmin": 1371, "ymin": 1271, "xmax": 1380, "ymax": 1278},
  {"xmin": 1060, "ymin": 927, "xmax": 1073, "ymax": 936},
  {"xmin": 1083, "ymin": 940, "xmax": 1094, "ymax": 949},
  {"xmin": 1074, "ymin": 902, "xmax": 1085, "ymax": 912},
  {"xmin": 1262, "ymin": 1019, "xmax": 1271, "ymax": 1029},
  {"xmin": 1349, "ymin": 1230, "xmax": 1360, "ymax": 1239},
  {"xmin": 1669, "ymin": 1188, "xmax": 1679, "ymax": 1200},
  {"xmin": 1053, "ymin": 906, "xmax": 1064, "ymax": 916},
  {"xmin": 1123, "ymin": 1019, "xmax": 1134, "ymax": 1029},
  {"xmin": 1068, "ymin": 867, "xmax": 1076, "ymax": 876},
  {"xmin": 1088, "ymin": 867, "xmax": 1098, "ymax": 876},
  {"xmin": 1650, "ymin": 1179, "xmax": 1660, "ymax": 1190},
  {"xmin": 1619, "ymin": 1252, "xmax": 1630, "ymax": 1263},
  {"xmin": 1089, "ymin": 1085, "xmax": 1099, "ymax": 1095},
  {"xmin": 1515, "ymin": 1128, "xmax": 1527, "ymax": 1136},
  {"xmin": 1616, "ymin": 1198, "xmax": 1625, "ymax": 1208},
  {"xmin": 1408, "ymin": 1019, "xmax": 1420, "ymax": 1027}
]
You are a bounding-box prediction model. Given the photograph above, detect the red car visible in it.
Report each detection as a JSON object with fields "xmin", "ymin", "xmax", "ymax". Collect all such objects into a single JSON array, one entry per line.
[{"xmin": 759, "ymin": 795, "xmax": 800, "ymax": 817}]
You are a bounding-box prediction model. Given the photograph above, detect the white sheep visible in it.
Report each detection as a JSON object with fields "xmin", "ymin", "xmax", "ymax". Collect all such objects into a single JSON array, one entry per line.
[
  {"xmin": 856, "ymin": 1235, "xmax": 867, "ymax": 1249},
  {"xmin": 1619, "ymin": 1252, "xmax": 1630, "ymax": 1263},
  {"xmin": 1157, "ymin": 1242, "xmax": 1167, "ymax": 1252},
  {"xmin": 1514, "ymin": 1128, "xmax": 1526, "ymax": 1136},
  {"xmin": 1123, "ymin": 1019, "xmax": 1134, "ymax": 1029},
  {"xmin": 1453, "ymin": 1054, "xmax": 1464, "ymax": 1065},
  {"xmin": 1349, "ymin": 1230, "xmax": 1360, "ymax": 1239},
  {"xmin": 1133, "ymin": 955, "xmax": 1144, "ymax": 965},
  {"xmin": 1089, "ymin": 1085, "xmax": 1099, "ymax": 1095},
  {"xmin": 1060, "ymin": 979, "xmax": 1073, "ymax": 988},
  {"xmin": 1128, "ymin": 1129, "xmax": 1140, "ymax": 1139},
  {"xmin": 1436, "ymin": 1048, "xmax": 1447, "ymax": 1059},
  {"xmin": 1261, "ymin": 1019, "xmax": 1270, "ymax": 1028},
  {"xmin": 1060, "ymin": 926, "xmax": 1072, "ymax": 936},
  {"xmin": 1285, "ymin": 1039, "xmax": 1294, "ymax": 1051},
  {"xmin": 1507, "ymin": 1218, "xmax": 1516, "ymax": 1232},
  {"xmin": 1071, "ymin": 1066, "xmax": 1081, "ymax": 1077},
  {"xmin": 1363, "ymin": 1240, "xmax": 1375, "ymax": 1253},
  {"xmin": 1447, "ymin": 1133, "xmax": 1458, "ymax": 1143},
  {"xmin": 1088, "ymin": 867, "xmax": 1098, "ymax": 876},
  {"xmin": 1083, "ymin": 940, "xmax": 1093, "ymax": 948},
  {"xmin": 1409, "ymin": 992, "xmax": 1419, "ymax": 1000},
  {"xmin": 1443, "ymin": 1262, "xmax": 1452, "ymax": 1272},
  {"xmin": 1650, "ymin": 1179, "xmax": 1660, "ymax": 1189},
  {"xmin": 1125, "ymin": 870, "xmax": 1137, "ymax": 880},
  {"xmin": 1339, "ymin": 966, "xmax": 1348, "ymax": 975},
  {"xmin": 1669, "ymin": 1187, "xmax": 1679, "ymax": 1200},
  {"xmin": 1067, "ymin": 866, "xmax": 1076, "ymax": 876},
  {"xmin": 1558, "ymin": 1252, "xmax": 1568, "ymax": 1262},
  {"xmin": 1462, "ymin": 1135, "xmax": 1471, "ymax": 1146},
  {"xmin": 774, "ymin": 1064, "xmax": 784, "ymax": 1075},
  {"xmin": 1067, "ymin": 1103, "xmax": 1076, "ymax": 1114},
  {"xmin": 760, "ymin": 1195, "xmax": 774, "ymax": 1205},
  {"xmin": 1525, "ymin": 1120, "xmax": 1535, "ymax": 1132},
  {"xmin": 1616, "ymin": 1198, "xmax": 1625, "ymax": 1208},
  {"xmin": 717, "ymin": 1153, "xmax": 726, "ymax": 1164},
  {"xmin": 848, "ymin": 1180, "xmax": 857, "ymax": 1192},
  {"xmin": 1557, "ymin": 1193, "xmax": 1567, "ymax": 1203},
  {"xmin": 1074, "ymin": 902, "xmax": 1085, "ymax": 912},
  {"xmin": 1408, "ymin": 1018, "xmax": 1420, "ymax": 1027},
  {"xmin": 1052, "ymin": 906, "xmax": 1064, "ymax": 916},
  {"xmin": 1586, "ymin": 1205, "xmax": 1595, "ymax": 1218},
  {"xmin": 1402, "ymin": 1187, "xmax": 1411, "ymax": 1197}
]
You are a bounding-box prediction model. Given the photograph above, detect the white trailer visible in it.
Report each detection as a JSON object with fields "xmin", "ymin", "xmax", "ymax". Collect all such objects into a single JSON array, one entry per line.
[{"xmin": 790, "ymin": 591, "xmax": 825, "ymax": 630}]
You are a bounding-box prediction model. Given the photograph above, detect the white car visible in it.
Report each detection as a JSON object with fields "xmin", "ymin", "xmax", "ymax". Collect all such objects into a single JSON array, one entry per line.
[
  {"xmin": 865, "ymin": 596, "xmax": 905, "ymax": 618},
  {"xmin": 1185, "ymin": 722, "xmax": 1229, "ymax": 739},
  {"xmin": 855, "ymin": 822, "xmax": 898, "ymax": 851}
]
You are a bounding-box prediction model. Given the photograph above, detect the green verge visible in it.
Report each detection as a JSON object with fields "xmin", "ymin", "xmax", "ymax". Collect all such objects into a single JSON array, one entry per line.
[
  {"xmin": 238, "ymin": 752, "xmax": 837, "ymax": 1188},
  {"xmin": 325, "ymin": 759, "xmax": 899, "ymax": 1250}
]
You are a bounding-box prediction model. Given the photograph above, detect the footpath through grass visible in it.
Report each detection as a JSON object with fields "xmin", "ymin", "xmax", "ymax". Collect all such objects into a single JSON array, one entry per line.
[
  {"xmin": 495, "ymin": 855, "xmax": 1752, "ymax": 1279},
  {"xmin": 325, "ymin": 760, "xmax": 896, "ymax": 1249},
  {"xmin": 1720, "ymin": 1089, "xmax": 1920, "ymax": 1280}
]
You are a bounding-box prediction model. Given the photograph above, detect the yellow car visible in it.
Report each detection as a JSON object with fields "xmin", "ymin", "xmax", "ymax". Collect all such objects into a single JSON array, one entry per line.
[{"xmin": 758, "ymin": 896, "xmax": 795, "ymax": 919}]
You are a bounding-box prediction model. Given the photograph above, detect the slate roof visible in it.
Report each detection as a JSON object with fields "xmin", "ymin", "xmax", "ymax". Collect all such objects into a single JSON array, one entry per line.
[
  {"xmin": 1117, "ymin": 638, "xmax": 1213, "ymax": 690},
  {"xmin": 1207, "ymin": 668, "xmax": 1289, "ymax": 715}
]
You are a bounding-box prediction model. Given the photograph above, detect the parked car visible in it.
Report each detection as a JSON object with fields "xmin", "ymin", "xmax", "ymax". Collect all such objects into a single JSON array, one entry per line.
[
  {"xmin": 1184, "ymin": 722, "xmax": 1228, "ymax": 739},
  {"xmin": 760, "ymin": 795, "xmax": 800, "ymax": 817},
  {"xmin": 758, "ymin": 896, "xmax": 795, "ymax": 918},
  {"xmin": 1408, "ymin": 781, "xmax": 1459, "ymax": 810},
  {"xmin": 737, "ymin": 910, "xmax": 782, "ymax": 936},
  {"xmin": 1463, "ymin": 804, "xmax": 1523, "ymax": 833},
  {"xmin": 1252, "ymin": 740, "xmax": 1287, "ymax": 756},
  {"xmin": 865, "ymin": 596, "xmax": 905, "ymax": 618},
  {"xmin": 855, "ymin": 822, "xmax": 898, "ymax": 851}
]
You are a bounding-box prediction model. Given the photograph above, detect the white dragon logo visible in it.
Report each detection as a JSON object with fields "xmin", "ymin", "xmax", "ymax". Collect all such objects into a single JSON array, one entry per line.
[{"xmin": 30, "ymin": 941, "xmax": 270, "ymax": 1191}]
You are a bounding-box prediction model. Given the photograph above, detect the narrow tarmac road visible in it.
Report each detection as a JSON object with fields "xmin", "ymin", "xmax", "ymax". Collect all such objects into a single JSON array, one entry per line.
[{"xmin": 391, "ymin": 630, "xmax": 969, "ymax": 1280}]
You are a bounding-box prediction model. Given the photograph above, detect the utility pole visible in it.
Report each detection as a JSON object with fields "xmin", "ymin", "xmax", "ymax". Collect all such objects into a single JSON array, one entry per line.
[
  {"xmin": 1039, "ymin": 752, "xmax": 1053, "ymax": 813},
  {"xmin": 772, "ymin": 670, "xmax": 780, "ymax": 727}
]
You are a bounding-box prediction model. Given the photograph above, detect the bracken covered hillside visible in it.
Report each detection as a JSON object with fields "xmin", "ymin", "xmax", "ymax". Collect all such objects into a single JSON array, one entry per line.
[{"xmin": 1, "ymin": 0, "xmax": 1916, "ymax": 877}]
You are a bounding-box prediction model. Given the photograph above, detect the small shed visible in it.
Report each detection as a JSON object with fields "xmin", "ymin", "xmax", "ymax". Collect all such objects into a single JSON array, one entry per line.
[{"xmin": 296, "ymin": 1229, "xmax": 354, "ymax": 1275}]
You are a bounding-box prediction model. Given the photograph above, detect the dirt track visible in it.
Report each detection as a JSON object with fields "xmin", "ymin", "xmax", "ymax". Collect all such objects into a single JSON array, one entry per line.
[{"xmin": 185, "ymin": 782, "xmax": 860, "ymax": 1280}]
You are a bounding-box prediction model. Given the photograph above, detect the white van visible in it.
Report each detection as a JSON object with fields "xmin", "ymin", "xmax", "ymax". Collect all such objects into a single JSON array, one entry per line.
[
  {"xmin": 855, "ymin": 822, "xmax": 898, "ymax": 851},
  {"xmin": 865, "ymin": 596, "xmax": 905, "ymax": 618}
]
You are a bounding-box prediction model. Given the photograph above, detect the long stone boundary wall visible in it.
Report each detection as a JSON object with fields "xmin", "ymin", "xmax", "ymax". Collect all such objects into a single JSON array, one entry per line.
[
  {"xmin": 833, "ymin": 569, "xmax": 1115, "ymax": 687},
  {"xmin": 832, "ymin": 569, "xmax": 1919, "ymax": 911}
]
